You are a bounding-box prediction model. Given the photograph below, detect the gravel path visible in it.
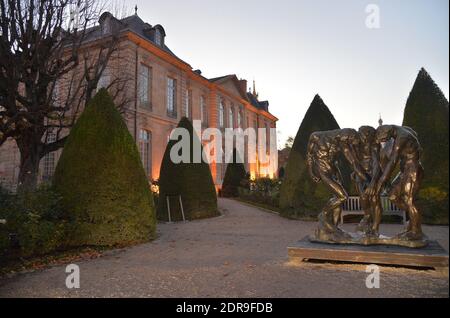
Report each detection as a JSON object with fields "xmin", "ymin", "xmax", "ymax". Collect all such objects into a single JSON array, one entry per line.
[{"xmin": 0, "ymin": 199, "xmax": 448, "ymax": 298}]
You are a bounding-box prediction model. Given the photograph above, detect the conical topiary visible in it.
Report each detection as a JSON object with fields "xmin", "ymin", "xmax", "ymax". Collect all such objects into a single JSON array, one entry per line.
[
  {"xmin": 222, "ymin": 149, "xmax": 247, "ymax": 198},
  {"xmin": 53, "ymin": 89, "xmax": 156, "ymax": 247},
  {"xmin": 403, "ymin": 68, "xmax": 449, "ymax": 224},
  {"xmin": 157, "ymin": 117, "xmax": 218, "ymax": 221},
  {"xmin": 279, "ymin": 95, "xmax": 347, "ymax": 219}
]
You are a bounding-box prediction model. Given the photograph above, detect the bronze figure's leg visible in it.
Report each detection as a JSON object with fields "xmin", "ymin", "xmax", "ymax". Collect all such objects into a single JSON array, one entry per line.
[
  {"xmin": 315, "ymin": 171, "xmax": 351, "ymax": 241},
  {"xmin": 370, "ymin": 193, "xmax": 383, "ymax": 235},
  {"xmin": 389, "ymin": 163, "xmax": 424, "ymax": 241},
  {"xmin": 355, "ymin": 176, "xmax": 373, "ymax": 233}
]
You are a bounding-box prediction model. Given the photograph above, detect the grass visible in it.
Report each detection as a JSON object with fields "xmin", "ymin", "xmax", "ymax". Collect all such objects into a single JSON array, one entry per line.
[
  {"xmin": 233, "ymin": 197, "xmax": 408, "ymax": 225},
  {"xmin": 232, "ymin": 197, "xmax": 280, "ymax": 214}
]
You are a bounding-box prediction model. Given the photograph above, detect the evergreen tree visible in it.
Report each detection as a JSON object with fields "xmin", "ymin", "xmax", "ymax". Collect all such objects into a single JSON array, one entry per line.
[
  {"xmin": 222, "ymin": 149, "xmax": 247, "ymax": 198},
  {"xmin": 403, "ymin": 68, "xmax": 449, "ymax": 224},
  {"xmin": 53, "ymin": 89, "xmax": 156, "ymax": 247},
  {"xmin": 279, "ymin": 95, "xmax": 346, "ymax": 219},
  {"xmin": 157, "ymin": 118, "xmax": 218, "ymax": 221}
]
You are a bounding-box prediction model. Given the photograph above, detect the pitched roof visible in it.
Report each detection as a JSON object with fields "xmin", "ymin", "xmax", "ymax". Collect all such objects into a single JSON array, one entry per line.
[
  {"xmin": 247, "ymin": 92, "xmax": 269, "ymax": 111},
  {"xmin": 83, "ymin": 13, "xmax": 183, "ymax": 63},
  {"xmin": 209, "ymin": 75, "xmax": 235, "ymax": 83}
]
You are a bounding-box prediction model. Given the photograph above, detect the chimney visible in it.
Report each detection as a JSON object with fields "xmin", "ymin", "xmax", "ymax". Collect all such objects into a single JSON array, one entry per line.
[{"xmin": 239, "ymin": 79, "xmax": 247, "ymax": 94}]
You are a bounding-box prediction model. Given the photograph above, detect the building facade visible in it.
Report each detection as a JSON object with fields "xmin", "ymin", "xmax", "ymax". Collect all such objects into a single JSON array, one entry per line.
[{"xmin": 0, "ymin": 12, "xmax": 278, "ymax": 191}]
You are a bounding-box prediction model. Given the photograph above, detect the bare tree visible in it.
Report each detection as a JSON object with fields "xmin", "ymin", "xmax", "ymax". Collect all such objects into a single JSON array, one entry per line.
[{"xmin": 0, "ymin": 0, "xmax": 128, "ymax": 191}]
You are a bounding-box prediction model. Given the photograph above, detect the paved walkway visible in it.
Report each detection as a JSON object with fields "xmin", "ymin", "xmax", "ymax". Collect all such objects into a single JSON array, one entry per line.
[{"xmin": 0, "ymin": 199, "xmax": 448, "ymax": 298}]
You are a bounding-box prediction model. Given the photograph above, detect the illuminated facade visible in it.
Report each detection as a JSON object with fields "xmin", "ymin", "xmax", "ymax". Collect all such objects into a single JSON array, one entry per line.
[{"xmin": 0, "ymin": 12, "xmax": 278, "ymax": 191}]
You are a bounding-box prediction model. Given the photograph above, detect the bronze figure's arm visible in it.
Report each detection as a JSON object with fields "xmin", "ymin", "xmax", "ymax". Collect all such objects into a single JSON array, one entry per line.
[
  {"xmin": 341, "ymin": 144, "xmax": 367, "ymax": 182},
  {"xmin": 366, "ymin": 144, "xmax": 382, "ymax": 194},
  {"xmin": 375, "ymin": 143, "xmax": 400, "ymax": 195}
]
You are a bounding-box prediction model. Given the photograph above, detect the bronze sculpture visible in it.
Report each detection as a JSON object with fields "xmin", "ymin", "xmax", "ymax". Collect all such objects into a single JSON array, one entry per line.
[
  {"xmin": 307, "ymin": 125, "xmax": 427, "ymax": 248},
  {"xmin": 306, "ymin": 129, "xmax": 368, "ymax": 242}
]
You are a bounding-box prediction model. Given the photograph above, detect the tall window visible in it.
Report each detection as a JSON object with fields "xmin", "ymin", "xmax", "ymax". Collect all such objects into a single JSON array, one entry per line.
[
  {"xmin": 185, "ymin": 89, "xmax": 192, "ymax": 118},
  {"xmin": 219, "ymin": 99, "xmax": 224, "ymax": 128},
  {"xmin": 139, "ymin": 129, "xmax": 152, "ymax": 178},
  {"xmin": 167, "ymin": 77, "xmax": 177, "ymax": 117},
  {"xmin": 229, "ymin": 108, "xmax": 234, "ymax": 128},
  {"xmin": 42, "ymin": 132, "xmax": 57, "ymax": 181},
  {"xmin": 97, "ymin": 69, "xmax": 110, "ymax": 92},
  {"xmin": 139, "ymin": 64, "xmax": 152, "ymax": 109},
  {"xmin": 200, "ymin": 95, "xmax": 207, "ymax": 125},
  {"xmin": 237, "ymin": 109, "xmax": 242, "ymax": 128}
]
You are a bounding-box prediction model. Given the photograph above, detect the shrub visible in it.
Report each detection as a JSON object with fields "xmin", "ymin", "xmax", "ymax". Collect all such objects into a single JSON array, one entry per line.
[
  {"xmin": 53, "ymin": 89, "xmax": 156, "ymax": 247},
  {"xmin": 238, "ymin": 178, "xmax": 281, "ymax": 209},
  {"xmin": 157, "ymin": 117, "xmax": 218, "ymax": 221},
  {"xmin": 0, "ymin": 185, "xmax": 66, "ymax": 258},
  {"xmin": 402, "ymin": 68, "xmax": 449, "ymax": 224},
  {"xmin": 279, "ymin": 95, "xmax": 349, "ymax": 219},
  {"xmin": 222, "ymin": 149, "xmax": 247, "ymax": 198}
]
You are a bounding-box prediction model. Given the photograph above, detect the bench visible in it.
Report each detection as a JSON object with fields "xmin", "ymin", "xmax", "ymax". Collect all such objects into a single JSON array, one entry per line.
[{"xmin": 341, "ymin": 196, "xmax": 406, "ymax": 225}]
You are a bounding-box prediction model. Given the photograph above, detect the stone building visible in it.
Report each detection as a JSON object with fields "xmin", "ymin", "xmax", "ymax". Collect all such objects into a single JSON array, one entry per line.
[{"xmin": 0, "ymin": 12, "xmax": 278, "ymax": 191}]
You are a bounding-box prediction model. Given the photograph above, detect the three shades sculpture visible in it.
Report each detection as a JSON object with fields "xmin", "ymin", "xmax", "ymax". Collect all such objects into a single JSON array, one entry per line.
[{"xmin": 306, "ymin": 125, "xmax": 427, "ymax": 248}]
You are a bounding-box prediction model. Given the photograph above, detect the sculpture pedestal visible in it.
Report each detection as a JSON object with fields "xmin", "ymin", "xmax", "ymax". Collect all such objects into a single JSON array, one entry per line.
[{"xmin": 288, "ymin": 237, "xmax": 449, "ymax": 270}]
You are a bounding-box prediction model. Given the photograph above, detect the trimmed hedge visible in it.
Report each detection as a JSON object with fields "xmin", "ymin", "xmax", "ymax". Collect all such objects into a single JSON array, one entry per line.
[
  {"xmin": 279, "ymin": 95, "xmax": 349, "ymax": 219},
  {"xmin": 157, "ymin": 117, "xmax": 218, "ymax": 221},
  {"xmin": 402, "ymin": 68, "xmax": 449, "ymax": 224},
  {"xmin": 53, "ymin": 89, "xmax": 156, "ymax": 247},
  {"xmin": 222, "ymin": 149, "xmax": 247, "ymax": 198}
]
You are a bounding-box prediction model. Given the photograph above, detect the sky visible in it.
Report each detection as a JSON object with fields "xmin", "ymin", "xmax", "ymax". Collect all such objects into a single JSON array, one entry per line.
[{"xmin": 122, "ymin": 0, "xmax": 449, "ymax": 148}]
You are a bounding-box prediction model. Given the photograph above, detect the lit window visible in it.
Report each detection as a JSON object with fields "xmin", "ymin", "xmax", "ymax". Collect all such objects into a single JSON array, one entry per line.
[
  {"xmin": 167, "ymin": 77, "xmax": 176, "ymax": 117},
  {"xmin": 139, "ymin": 64, "xmax": 152, "ymax": 109},
  {"xmin": 52, "ymin": 82, "xmax": 60, "ymax": 106},
  {"xmin": 219, "ymin": 100, "xmax": 224, "ymax": 128},
  {"xmin": 139, "ymin": 129, "xmax": 152, "ymax": 178}
]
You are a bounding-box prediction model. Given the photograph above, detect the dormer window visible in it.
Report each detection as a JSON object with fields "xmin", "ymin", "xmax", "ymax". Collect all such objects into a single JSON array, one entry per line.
[
  {"xmin": 99, "ymin": 12, "xmax": 114, "ymax": 35},
  {"xmin": 152, "ymin": 25, "xmax": 166, "ymax": 47},
  {"xmin": 155, "ymin": 29, "xmax": 162, "ymax": 46},
  {"xmin": 102, "ymin": 19, "xmax": 111, "ymax": 35}
]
